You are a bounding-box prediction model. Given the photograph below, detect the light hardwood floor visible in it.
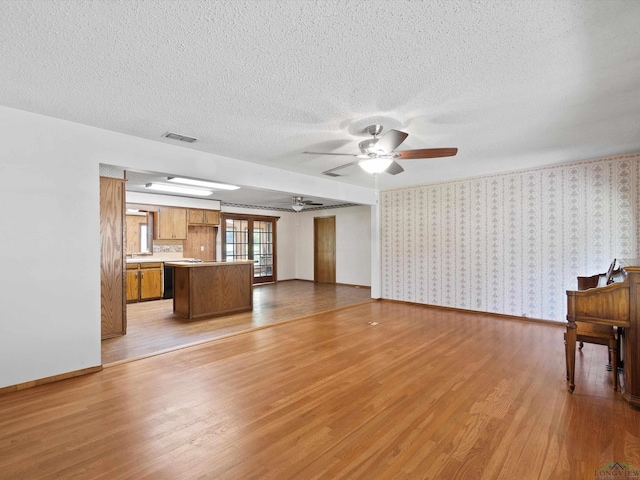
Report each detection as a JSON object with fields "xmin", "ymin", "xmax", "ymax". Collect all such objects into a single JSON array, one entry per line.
[
  {"xmin": 102, "ymin": 280, "xmax": 373, "ymax": 364},
  {"xmin": 2, "ymin": 301, "xmax": 639, "ymax": 479}
]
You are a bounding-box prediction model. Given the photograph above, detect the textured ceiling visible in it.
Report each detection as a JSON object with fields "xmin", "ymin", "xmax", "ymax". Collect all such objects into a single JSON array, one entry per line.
[{"xmin": 1, "ymin": 0, "xmax": 639, "ymax": 201}]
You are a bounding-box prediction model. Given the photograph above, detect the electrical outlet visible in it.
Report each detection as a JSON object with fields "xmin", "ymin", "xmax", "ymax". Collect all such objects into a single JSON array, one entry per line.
[{"xmin": 200, "ymin": 245, "xmax": 205, "ymax": 251}]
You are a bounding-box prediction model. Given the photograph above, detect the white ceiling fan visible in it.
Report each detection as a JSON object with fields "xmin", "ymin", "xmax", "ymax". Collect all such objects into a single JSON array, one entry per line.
[
  {"xmin": 305, "ymin": 125, "xmax": 458, "ymax": 176},
  {"xmin": 291, "ymin": 196, "xmax": 323, "ymax": 212}
]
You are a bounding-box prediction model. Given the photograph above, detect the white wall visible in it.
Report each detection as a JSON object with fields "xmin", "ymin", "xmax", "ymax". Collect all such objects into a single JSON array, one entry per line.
[
  {"xmin": 295, "ymin": 206, "xmax": 372, "ymax": 286},
  {"xmin": 0, "ymin": 111, "xmax": 102, "ymax": 388},
  {"xmin": 380, "ymin": 154, "xmax": 640, "ymax": 322},
  {"xmin": 0, "ymin": 106, "xmax": 375, "ymax": 389}
]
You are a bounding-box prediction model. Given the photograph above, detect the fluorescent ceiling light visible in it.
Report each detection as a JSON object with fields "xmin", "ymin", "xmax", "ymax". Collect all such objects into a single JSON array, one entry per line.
[
  {"xmin": 359, "ymin": 158, "xmax": 393, "ymax": 174},
  {"xmin": 167, "ymin": 177, "xmax": 240, "ymax": 190},
  {"xmin": 145, "ymin": 183, "xmax": 213, "ymax": 196}
]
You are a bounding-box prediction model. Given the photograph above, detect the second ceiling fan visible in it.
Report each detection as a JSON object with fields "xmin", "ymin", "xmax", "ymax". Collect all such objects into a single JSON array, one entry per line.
[{"xmin": 305, "ymin": 125, "xmax": 457, "ymax": 176}]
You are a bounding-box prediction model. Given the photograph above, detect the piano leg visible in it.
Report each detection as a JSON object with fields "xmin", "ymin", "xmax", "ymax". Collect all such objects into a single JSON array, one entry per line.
[
  {"xmin": 566, "ymin": 320, "xmax": 577, "ymax": 393},
  {"xmin": 609, "ymin": 343, "xmax": 619, "ymax": 391},
  {"xmin": 564, "ymin": 337, "xmax": 570, "ymax": 381}
]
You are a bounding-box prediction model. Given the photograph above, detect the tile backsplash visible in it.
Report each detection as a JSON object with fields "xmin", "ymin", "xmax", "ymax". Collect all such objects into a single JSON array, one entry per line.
[{"xmin": 153, "ymin": 244, "xmax": 183, "ymax": 253}]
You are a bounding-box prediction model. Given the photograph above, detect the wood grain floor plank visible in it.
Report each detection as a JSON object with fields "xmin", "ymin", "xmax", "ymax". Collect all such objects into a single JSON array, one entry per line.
[
  {"xmin": 2, "ymin": 301, "xmax": 639, "ymax": 479},
  {"xmin": 102, "ymin": 280, "xmax": 372, "ymax": 364}
]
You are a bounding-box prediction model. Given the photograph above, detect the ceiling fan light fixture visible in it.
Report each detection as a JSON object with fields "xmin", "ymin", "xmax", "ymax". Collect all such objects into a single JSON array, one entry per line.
[
  {"xmin": 359, "ymin": 158, "xmax": 393, "ymax": 174},
  {"xmin": 291, "ymin": 204, "xmax": 304, "ymax": 212}
]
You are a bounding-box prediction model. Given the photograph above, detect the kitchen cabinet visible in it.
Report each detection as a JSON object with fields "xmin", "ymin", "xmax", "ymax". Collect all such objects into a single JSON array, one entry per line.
[
  {"xmin": 184, "ymin": 225, "xmax": 217, "ymax": 261},
  {"xmin": 155, "ymin": 206, "xmax": 187, "ymax": 240},
  {"xmin": 166, "ymin": 261, "xmax": 254, "ymax": 319},
  {"xmin": 126, "ymin": 262, "xmax": 163, "ymax": 302},
  {"xmin": 188, "ymin": 209, "xmax": 220, "ymax": 226}
]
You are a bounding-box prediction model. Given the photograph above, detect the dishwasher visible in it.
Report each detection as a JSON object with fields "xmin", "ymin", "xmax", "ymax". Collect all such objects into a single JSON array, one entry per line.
[{"xmin": 163, "ymin": 264, "xmax": 174, "ymax": 299}]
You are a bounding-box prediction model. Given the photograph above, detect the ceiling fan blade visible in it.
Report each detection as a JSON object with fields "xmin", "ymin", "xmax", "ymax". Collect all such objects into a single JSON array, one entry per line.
[
  {"xmin": 375, "ymin": 129, "xmax": 409, "ymax": 153},
  {"xmin": 385, "ymin": 161, "xmax": 404, "ymax": 175},
  {"xmin": 303, "ymin": 201, "xmax": 323, "ymax": 206},
  {"xmin": 304, "ymin": 151, "xmax": 358, "ymax": 157},
  {"xmin": 322, "ymin": 160, "xmax": 360, "ymax": 176},
  {"xmin": 397, "ymin": 148, "xmax": 458, "ymax": 160}
]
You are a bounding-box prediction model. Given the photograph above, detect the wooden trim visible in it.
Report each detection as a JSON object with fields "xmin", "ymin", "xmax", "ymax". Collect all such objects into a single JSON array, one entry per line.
[
  {"xmin": 0, "ymin": 366, "xmax": 103, "ymax": 396},
  {"xmin": 221, "ymin": 214, "xmax": 278, "ymax": 283},
  {"xmin": 380, "ymin": 298, "xmax": 566, "ymax": 326},
  {"xmin": 221, "ymin": 213, "xmax": 281, "ymax": 222},
  {"xmin": 271, "ymin": 222, "xmax": 278, "ymax": 282},
  {"xmin": 126, "ymin": 202, "xmax": 160, "ymax": 212},
  {"xmin": 100, "ymin": 176, "xmax": 127, "ymax": 338},
  {"xmin": 283, "ymin": 278, "xmax": 371, "ymax": 290}
]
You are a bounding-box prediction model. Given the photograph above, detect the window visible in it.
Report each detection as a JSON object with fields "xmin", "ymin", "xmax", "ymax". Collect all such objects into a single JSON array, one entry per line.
[
  {"xmin": 139, "ymin": 224, "xmax": 149, "ymax": 253},
  {"xmin": 222, "ymin": 214, "xmax": 278, "ymax": 284},
  {"xmin": 225, "ymin": 218, "xmax": 249, "ymax": 261}
]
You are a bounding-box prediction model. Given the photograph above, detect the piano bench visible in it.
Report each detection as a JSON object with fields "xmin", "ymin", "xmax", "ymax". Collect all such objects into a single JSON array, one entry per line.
[{"xmin": 564, "ymin": 324, "xmax": 619, "ymax": 391}]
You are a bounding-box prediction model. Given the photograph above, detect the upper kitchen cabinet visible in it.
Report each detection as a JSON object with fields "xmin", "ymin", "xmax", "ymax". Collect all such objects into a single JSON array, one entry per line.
[
  {"xmin": 154, "ymin": 206, "xmax": 187, "ymax": 240},
  {"xmin": 206, "ymin": 210, "xmax": 220, "ymax": 225},
  {"xmin": 188, "ymin": 209, "xmax": 220, "ymax": 226}
]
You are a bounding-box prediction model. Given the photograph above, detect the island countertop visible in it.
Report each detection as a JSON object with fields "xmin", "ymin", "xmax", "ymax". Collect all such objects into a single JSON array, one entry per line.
[
  {"xmin": 167, "ymin": 260, "xmax": 254, "ymax": 319},
  {"xmin": 165, "ymin": 260, "xmax": 256, "ymax": 268}
]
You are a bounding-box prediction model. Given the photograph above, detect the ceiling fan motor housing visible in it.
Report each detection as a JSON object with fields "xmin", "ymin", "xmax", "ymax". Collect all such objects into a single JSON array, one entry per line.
[
  {"xmin": 366, "ymin": 124, "xmax": 384, "ymax": 136},
  {"xmin": 358, "ymin": 138, "xmax": 381, "ymax": 155},
  {"xmin": 359, "ymin": 125, "xmax": 390, "ymax": 156}
]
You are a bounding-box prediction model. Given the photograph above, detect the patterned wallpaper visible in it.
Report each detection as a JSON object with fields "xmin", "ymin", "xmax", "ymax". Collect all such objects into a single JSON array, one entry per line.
[
  {"xmin": 380, "ymin": 154, "xmax": 640, "ymax": 322},
  {"xmin": 98, "ymin": 164, "xmax": 125, "ymax": 179}
]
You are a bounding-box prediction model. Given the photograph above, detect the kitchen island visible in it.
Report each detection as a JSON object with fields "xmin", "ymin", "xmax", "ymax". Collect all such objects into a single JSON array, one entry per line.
[{"xmin": 165, "ymin": 260, "xmax": 255, "ymax": 320}]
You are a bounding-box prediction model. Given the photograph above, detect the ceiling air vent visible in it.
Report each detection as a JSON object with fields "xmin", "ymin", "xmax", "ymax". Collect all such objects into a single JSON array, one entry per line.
[{"xmin": 162, "ymin": 132, "xmax": 197, "ymax": 143}]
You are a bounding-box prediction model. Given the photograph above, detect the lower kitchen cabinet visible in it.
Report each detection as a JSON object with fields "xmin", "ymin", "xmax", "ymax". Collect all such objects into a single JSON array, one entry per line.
[{"xmin": 126, "ymin": 262, "xmax": 163, "ymax": 302}]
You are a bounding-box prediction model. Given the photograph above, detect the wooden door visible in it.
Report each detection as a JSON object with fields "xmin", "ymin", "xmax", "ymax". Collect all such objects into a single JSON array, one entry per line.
[
  {"xmin": 222, "ymin": 214, "xmax": 277, "ymax": 284},
  {"xmin": 252, "ymin": 219, "xmax": 275, "ymax": 284},
  {"xmin": 100, "ymin": 176, "xmax": 126, "ymax": 339},
  {"xmin": 314, "ymin": 216, "xmax": 336, "ymax": 284}
]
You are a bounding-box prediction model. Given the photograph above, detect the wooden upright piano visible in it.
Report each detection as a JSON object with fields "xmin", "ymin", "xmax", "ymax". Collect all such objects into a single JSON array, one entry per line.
[{"xmin": 566, "ymin": 259, "xmax": 640, "ymax": 408}]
